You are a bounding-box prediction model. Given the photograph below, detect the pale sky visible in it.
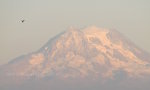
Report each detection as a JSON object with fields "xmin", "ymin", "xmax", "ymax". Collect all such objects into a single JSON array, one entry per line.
[{"xmin": 0, "ymin": 0, "xmax": 150, "ymax": 65}]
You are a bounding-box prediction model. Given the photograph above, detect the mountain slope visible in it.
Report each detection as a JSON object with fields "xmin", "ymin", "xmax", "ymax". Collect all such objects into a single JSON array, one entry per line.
[{"xmin": 0, "ymin": 26, "xmax": 150, "ymax": 90}]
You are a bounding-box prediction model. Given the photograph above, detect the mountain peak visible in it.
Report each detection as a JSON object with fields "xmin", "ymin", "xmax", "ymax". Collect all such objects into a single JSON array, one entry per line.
[
  {"xmin": 66, "ymin": 26, "xmax": 80, "ymax": 33},
  {"xmin": 1, "ymin": 26, "xmax": 150, "ymax": 90},
  {"xmin": 66, "ymin": 26, "xmax": 107, "ymax": 34},
  {"xmin": 1, "ymin": 26, "xmax": 150, "ymax": 79},
  {"xmin": 83, "ymin": 26, "xmax": 108, "ymax": 32}
]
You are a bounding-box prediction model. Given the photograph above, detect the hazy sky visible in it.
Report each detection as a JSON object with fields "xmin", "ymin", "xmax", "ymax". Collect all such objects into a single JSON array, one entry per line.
[{"xmin": 0, "ymin": 0, "xmax": 150, "ymax": 65}]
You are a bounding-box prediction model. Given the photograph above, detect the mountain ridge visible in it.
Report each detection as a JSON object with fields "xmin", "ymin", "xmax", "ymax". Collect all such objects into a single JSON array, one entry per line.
[{"xmin": 0, "ymin": 26, "xmax": 150, "ymax": 90}]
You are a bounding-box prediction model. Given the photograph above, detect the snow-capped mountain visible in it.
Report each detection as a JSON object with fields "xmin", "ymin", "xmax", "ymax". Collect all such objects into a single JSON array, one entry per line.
[{"xmin": 0, "ymin": 26, "xmax": 150, "ymax": 90}]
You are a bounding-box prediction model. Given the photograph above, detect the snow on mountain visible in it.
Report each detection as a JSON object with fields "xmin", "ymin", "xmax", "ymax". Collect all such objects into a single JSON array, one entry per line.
[{"xmin": 0, "ymin": 26, "xmax": 150, "ymax": 90}]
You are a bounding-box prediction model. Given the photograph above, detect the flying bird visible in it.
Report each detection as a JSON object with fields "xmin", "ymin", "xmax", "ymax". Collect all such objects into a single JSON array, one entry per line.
[{"xmin": 21, "ymin": 20, "xmax": 25, "ymax": 23}]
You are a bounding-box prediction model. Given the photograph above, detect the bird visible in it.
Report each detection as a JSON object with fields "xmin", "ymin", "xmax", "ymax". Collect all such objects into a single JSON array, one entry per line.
[{"xmin": 21, "ymin": 20, "xmax": 25, "ymax": 23}]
